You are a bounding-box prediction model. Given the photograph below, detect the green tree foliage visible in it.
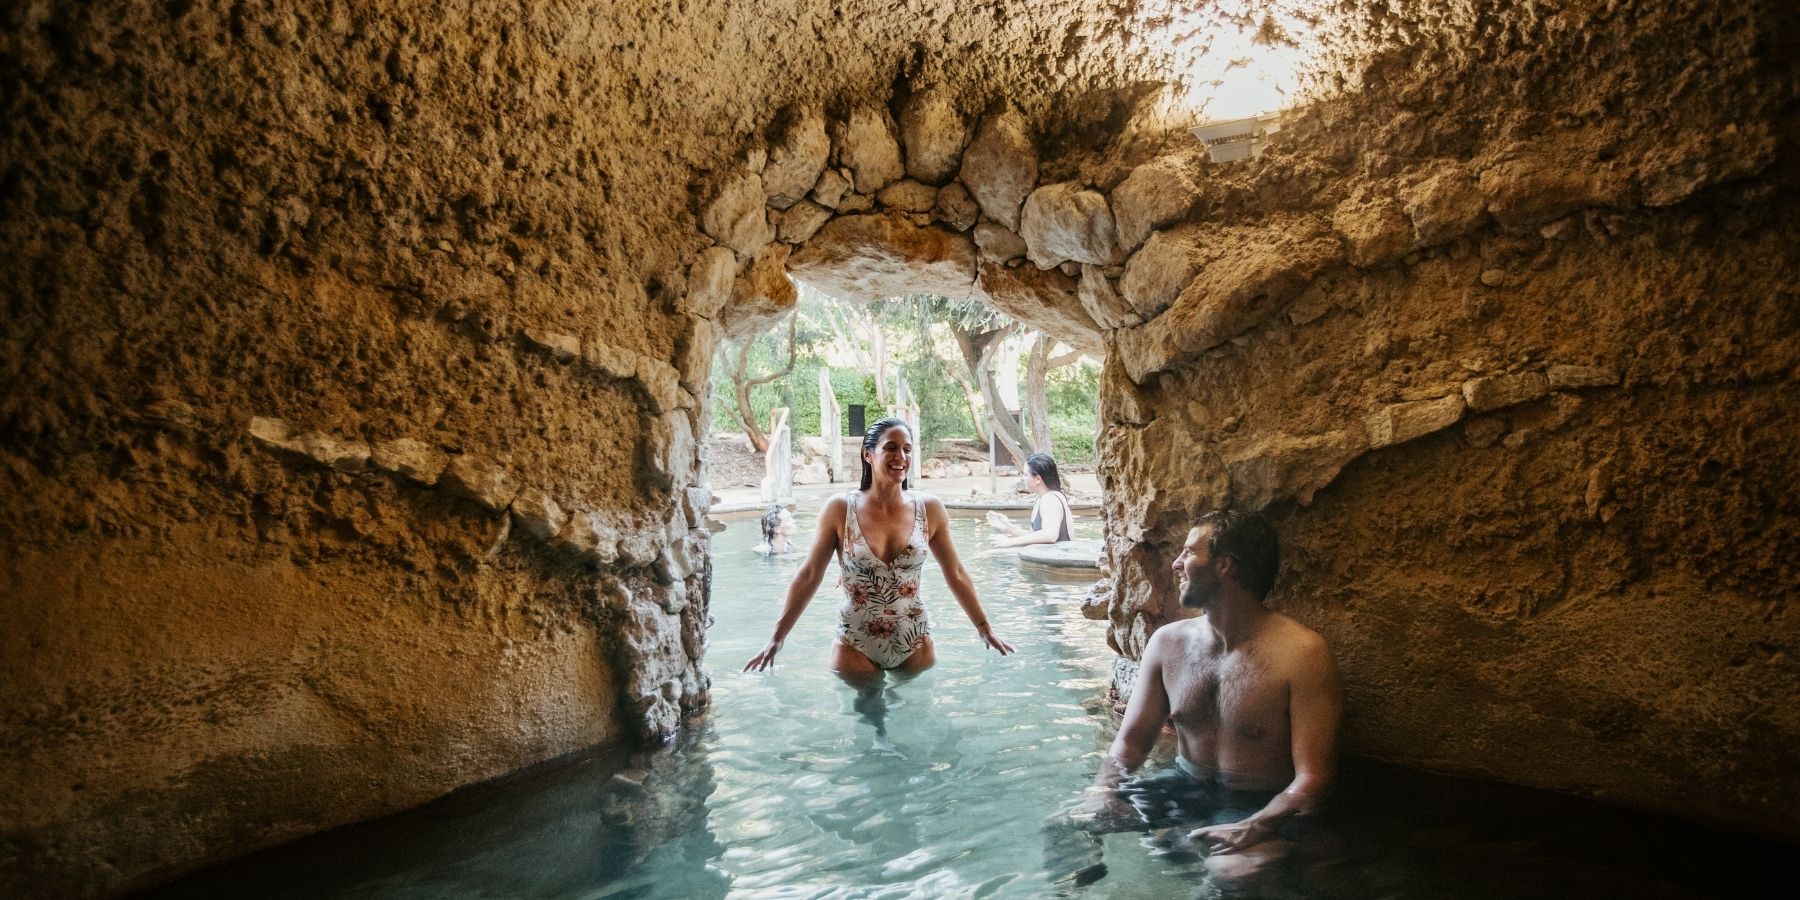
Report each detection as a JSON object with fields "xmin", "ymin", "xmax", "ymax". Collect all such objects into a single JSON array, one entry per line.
[
  {"xmin": 1044, "ymin": 359, "xmax": 1101, "ymax": 463},
  {"xmin": 709, "ymin": 291, "xmax": 1098, "ymax": 463}
]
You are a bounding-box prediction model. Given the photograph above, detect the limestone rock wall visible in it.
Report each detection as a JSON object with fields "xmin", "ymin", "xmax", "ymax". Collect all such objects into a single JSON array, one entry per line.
[
  {"xmin": 1085, "ymin": 0, "xmax": 1800, "ymax": 841},
  {"xmin": 4, "ymin": 0, "xmax": 1797, "ymax": 895},
  {"xmin": 0, "ymin": 1, "xmax": 1171, "ymax": 896}
]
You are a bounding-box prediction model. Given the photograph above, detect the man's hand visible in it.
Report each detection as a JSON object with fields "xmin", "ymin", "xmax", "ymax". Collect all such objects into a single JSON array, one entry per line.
[
  {"xmin": 1055, "ymin": 789, "xmax": 1136, "ymax": 832},
  {"xmin": 1190, "ymin": 819, "xmax": 1274, "ymax": 854},
  {"xmin": 743, "ymin": 639, "xmax": 783, "ymax": 672}
]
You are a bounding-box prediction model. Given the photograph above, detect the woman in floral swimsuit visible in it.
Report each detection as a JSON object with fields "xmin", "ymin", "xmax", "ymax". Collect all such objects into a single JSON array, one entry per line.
[{"xmin": 744, "ymin": 418, "xmax": 1014, "ymax": 677}]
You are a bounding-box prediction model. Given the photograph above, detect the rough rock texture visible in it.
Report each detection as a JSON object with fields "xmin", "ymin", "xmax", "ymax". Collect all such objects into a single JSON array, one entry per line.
[
  {"xmin": 763, "ymin": 109, "xmax": 831, "ymax": 209},
  {"xmin": 1092, "ymin": 0, "xmax": 1800, "ymax": 852},
  {"xmin": 0, "ymin": 2, "xmax": 1179, "ymax": 896},
  {"xmin": 898, "ymin": 89, "xmax": 968, "ymax": 184},
  {"xmin": 1019, "ymin": 182, "xmax": 1121, "ymax": 269},
  {"xmin": 958, "ymin": 104, "xmax": 1038, "ymax": 231},
  {"xmin": 833, "ymin": 106, "xmax": 906, "ymax": 195},
  {"xmin": 788, "ymin": 213, "xmax": 978, "ymax": 302},
  {"xmin": 1110, "ymin": 149, "xmax": 1206, "ymax": 252},
  {"xmin": 3, "ymin": 1, "xmax": 1797, "ymax": 896}
]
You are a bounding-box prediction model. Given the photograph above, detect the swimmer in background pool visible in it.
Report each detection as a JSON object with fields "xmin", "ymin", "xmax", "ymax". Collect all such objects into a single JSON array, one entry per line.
[
  {"xmin": 744, "ymin": 417, "xmax": 1014, "ymax": 681},
  {"xmin": 986, "ymin": 452, "xmax": 1073, "ymax": 548},
  {"xmin": 752, "ymin": 504, "xmax": 796, "ymax": 555}
]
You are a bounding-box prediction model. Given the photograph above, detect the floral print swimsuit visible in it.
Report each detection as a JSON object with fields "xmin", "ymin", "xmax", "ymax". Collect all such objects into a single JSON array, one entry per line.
[{"xmin": 836, "ymin": 491, "xmax": 931, "ymax": 669}]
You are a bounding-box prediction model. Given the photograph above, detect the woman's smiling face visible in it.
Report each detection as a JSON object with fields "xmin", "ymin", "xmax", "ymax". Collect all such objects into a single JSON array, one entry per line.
[{"xmin": 863, "ymin": 424, "xmax": 913, "ymax": 484}]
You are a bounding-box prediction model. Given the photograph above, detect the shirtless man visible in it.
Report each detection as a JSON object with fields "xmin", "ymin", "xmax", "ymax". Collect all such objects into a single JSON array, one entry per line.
[{"xmin": 1092, "ymin": 507, "xmax": 1343, "ymax": 871}]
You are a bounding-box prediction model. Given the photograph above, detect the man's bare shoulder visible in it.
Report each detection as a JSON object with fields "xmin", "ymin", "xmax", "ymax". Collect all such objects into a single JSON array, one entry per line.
[
  {"xmin": 1146, "ymin": 616, "xmax": 1210, "ymax": 655},
  {"xmin": 1264, "ymin": 612, "xmax": 1335, "ymax": 669}
]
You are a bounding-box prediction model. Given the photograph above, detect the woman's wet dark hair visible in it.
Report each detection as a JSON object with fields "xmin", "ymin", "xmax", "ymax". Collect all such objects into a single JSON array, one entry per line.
[
  {"xmin": 1025, "ymin": 453, "xmax": 1063, "ymax": 493},
  {"xmin": 759, "ymin": 505, "xmax": 783, "ymax": 544},
  {"xmin": 859, "ymin": 417, "xmax": 911, "ymax": 490}
]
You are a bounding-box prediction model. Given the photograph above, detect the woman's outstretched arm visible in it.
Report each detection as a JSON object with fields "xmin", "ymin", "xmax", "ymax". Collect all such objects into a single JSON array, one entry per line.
[
  {"xmin": 744, "ymin": 497, "xmax": 846, "ymax": 672},
  {"xmin": 992, "ymin": 495, "xmax": 1069, "ymax": 547},
  {"xmin": 925, "ymin": 496, "xmax": 1015, "ymax": 656}
]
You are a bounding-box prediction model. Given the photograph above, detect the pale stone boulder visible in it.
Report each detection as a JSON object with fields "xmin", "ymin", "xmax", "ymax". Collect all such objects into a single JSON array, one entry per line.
[
  {"xmin": 520, "ymin": 327, "xmax": 580, "ymax": 362},
  {"xmin": 975, "ymin": 260, "xmax": 1101, "ymax": 352},
  {"xmin": 371, "ymin": 437, "xmax": 448, "ymax": 484},
  {"xmin": 295, "ymin": 432, "xmax": 370, "ymax": 473},
  {"xmin": 700, "ymin": 172, "xmax": 774, "ymax": 258},
  {"xmin": 763, "ymin": 109, "xmax": 830, "ymax": 209},
  {"xmin": 634, "ymin": 357, "xmax": 689, "ymax": 415},
  {"xmin": 1548, "ymin": 364, "xmax": 1619, "ymax": 390},
  {"xmin": 1480, "ymin": 152, "xmax": 1632, "ymax": 227},
  {"xmin": 1113, "ymin": 219, "xmax": 1346, "ymax": 382},
  {"xmin": 560, "ymin": 509, "xmax": 620, "ymax": 564},
  {"xmin": 793, "ymin": 460, "xmax": 830, "ymax": 484},
  {"xmin": 248, "ymin": 416, "xmax": 299, "ymax": 453},
  {"xmin": 1403, "ymin": 163, "xmax": 1487, "ymax": 246},
  {"xmin": 719, "ymin": 243, "xmax": 798, "ymax": 340},
  {"xmin": 1020, "ymin": 182, "xmax": 1121, "ymax": 269},
  {"xmin": 621, "ymin": 595, "xmax": 687, "ymax": 704},
  {"xmin": 810, "ymin": 168, "xmax": 851, "ymax": 209},
  {"xmin": 642, "ymin": 410, "xmax": 697, "ymax": 490},
  {"xmin": 875, "ymin": 179, "xmax": 939, "ymax": 213},
  {"xmin": 510, "ymin": 488, "xmax": 567, "ymax": 542},
  {"xmin": 676, "ymin": 318, "xmax": 717, "ymax": 394},
  {"xmin": 972, "ymin": 222, "xmax": 1027, "ymax": 264},
  {"xmin": 834, "ymin": 106, "xmax": 905, "ymax": 194},
  {"xmin": 1111, "ymin": 153, "xmax": 1201, "ymax": 252},
  {"xmin": 1365, "ymin": 394, "xmax": 1466, "ymax": 449},
  {"xmin": 789, "ymin": 213, "xmax": 978, "ymax": 302},
  {"xmin": 899, "ymin": 89, "xmax": 966, "ymax": 183},
  {"xmin": 778, "ymin": 199, "xmax": 831, "ymax": 244},
  {"xmin": 959, "ymin": 105, "xmax": 1037, "ymax": 231},
  {"xmin": 685, "ymin": 246, "xmax": 738, "ymax": 319},
  {"xmin": 440, "ymin": 453, "xmax": 518, "ymax": 512},
  {"xmin": 1462, "ymin": 372, "xmax": 1550, "ymax": 412},
  {"xmin": 680, "ymin": 486, "xmax": 713, "ymax": 529},
  {"xmin": 1225, "ymin": 429, "xmax": 1366, "ymax": 507},
  {"xmin": 932, "ymin": 181, "xmax": 979, "ymax": 231},
  {"xmin": 582, "ymin": 340, "xmax": 636, "ymax": 381},
  {"xmin": 1332, "ymin": 191, "xmax": 1413, "ymax": 268},
  {"xmin": 1078, "ymin": 264, "xmax": 1141, "ymax": 330},
  {"xmin": 1118, "ymin": 226, "xmax": 1205, "ymax": 321}
]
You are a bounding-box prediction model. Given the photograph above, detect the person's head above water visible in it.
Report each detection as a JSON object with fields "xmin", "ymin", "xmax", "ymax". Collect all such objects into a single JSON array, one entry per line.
[
  {"xmin": 1024, "ymin": 453, "xmax": 1063, "ymax": 493},
  {"xmin": 1176, "ymin": 507, "xmax": 1280, "ymax": 608},
  {"xmin": 760, "ymin": 505, "xmax": 784, "ymax": 545},
  {"xmin": 859, "ymin": 417, "xmax": 912, "ymax": 490}
]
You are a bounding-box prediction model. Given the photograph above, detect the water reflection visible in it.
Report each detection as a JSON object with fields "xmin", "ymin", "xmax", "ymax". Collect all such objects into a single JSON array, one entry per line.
[{"xmin": 143, "ymin": 511, "xmax": 1791, "ymax": 900}]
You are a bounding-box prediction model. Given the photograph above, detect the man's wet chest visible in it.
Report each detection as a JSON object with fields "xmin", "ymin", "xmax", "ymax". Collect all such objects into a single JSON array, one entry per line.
[{"xmin": 1167, "ymin": 654, "xmax": 1290, "ymax": 741}]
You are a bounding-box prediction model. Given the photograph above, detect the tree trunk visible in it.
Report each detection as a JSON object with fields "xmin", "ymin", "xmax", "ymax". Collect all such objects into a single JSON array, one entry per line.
[
  {"xmin": 951, "ymin": 320, "xmax": 1029, "ymax": 463},
  {"xmin": 1025, "ymin": 333, "xmax": 1052, "ymax": 454},
  {"xmin": 976, "ymin": 333, "xmax": 1031, "ymax": 464},
  {"xmin": 946, "ymin": 364, "xmax": 986, "ymax": 444},
  {"xmin": 728, "ymin": 316, "xmax": 799, "ymax": 453}
]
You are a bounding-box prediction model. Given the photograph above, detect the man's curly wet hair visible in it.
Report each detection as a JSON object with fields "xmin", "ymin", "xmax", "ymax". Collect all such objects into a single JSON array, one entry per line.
[{"xmin": 1194, "ymin": 508, "xmax": 1280, "ymax": 601}]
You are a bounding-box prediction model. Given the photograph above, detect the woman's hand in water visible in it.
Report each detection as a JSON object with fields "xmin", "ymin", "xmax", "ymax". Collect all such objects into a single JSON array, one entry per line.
[
  {"xmin": 977, "ymin": 623, "xmax": 1015, "ymax": 655},
  {"xmin": 743, "ymin": 639, "xmax": 783, "ymax": 672}
]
